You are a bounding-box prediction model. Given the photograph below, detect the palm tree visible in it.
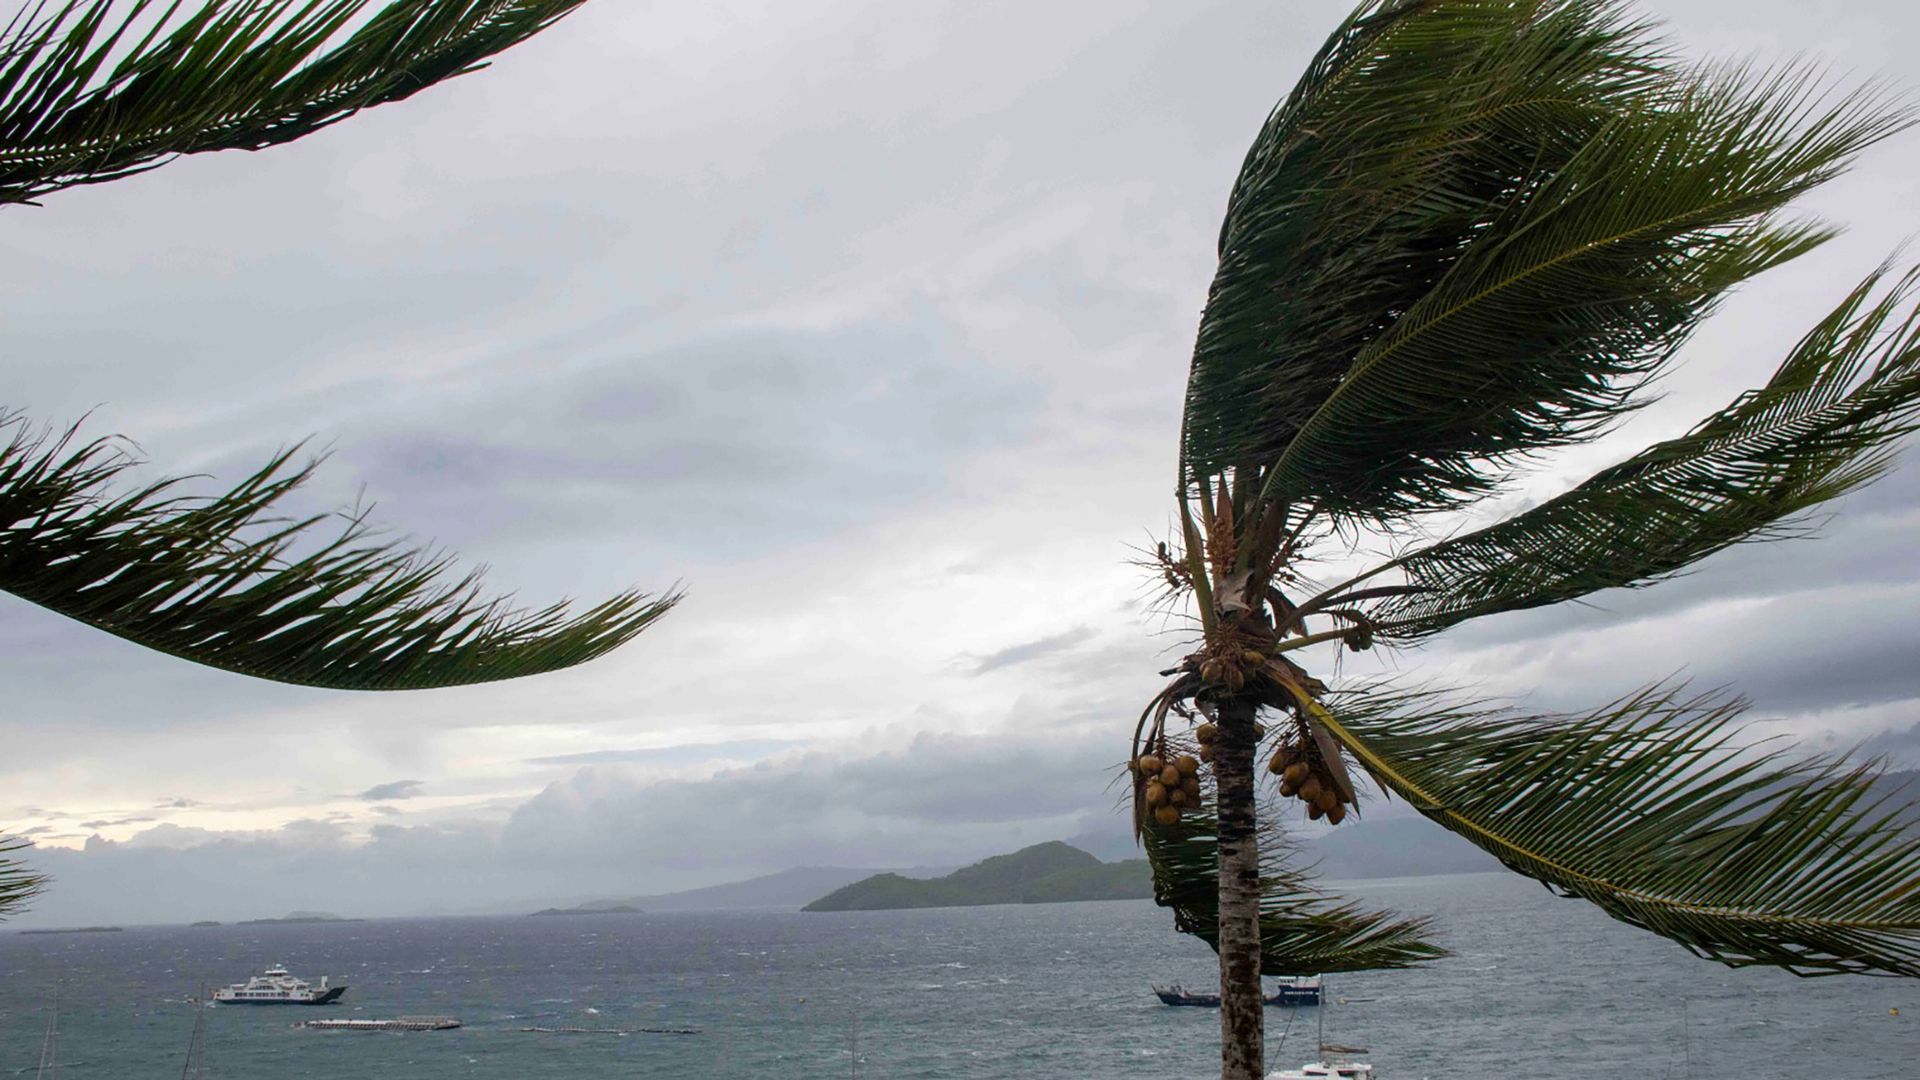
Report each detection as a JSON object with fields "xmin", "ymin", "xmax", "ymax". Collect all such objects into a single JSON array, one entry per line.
[
  {"xmin": 0, "ymin": 1, "xmax": 674, "ymax": 917},
  {"xmin": 1131, "ymin": 3, "xmax": 1920, "ymax": 1076}
]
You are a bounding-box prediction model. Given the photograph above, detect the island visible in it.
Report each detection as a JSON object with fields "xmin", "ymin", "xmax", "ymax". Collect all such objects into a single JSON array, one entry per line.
[
  {"xmin": 190, "ymin": 920, "xmax": 222, "ymax": 927},
  {"xmin": 19, "ymin": 925, "xmax": 123, "ymax": 935},
  {"xmin": 803, "ymin": 841, "xmax": 1151, "ymax": 911},
  {"xmin": 239, "ymin": 911, "xmax": 363, "ymax": 925},
  {"xmin": 528, "ymin": 904, "xmax": 645, "ymax": 917}
]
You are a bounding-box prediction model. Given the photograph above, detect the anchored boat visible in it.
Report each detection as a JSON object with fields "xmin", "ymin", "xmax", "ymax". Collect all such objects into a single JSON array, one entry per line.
[
  {"xmin": 1268, "ymin": 1049, "xmax": 1375, "ymax": 1080},
  {"xmin": 1153, "ymin": 975, "xmax": 1323, "ymax": 1007},
  {"xmin": 212, "ymin": 964, "xmax": 346, "ymax": 1005}
]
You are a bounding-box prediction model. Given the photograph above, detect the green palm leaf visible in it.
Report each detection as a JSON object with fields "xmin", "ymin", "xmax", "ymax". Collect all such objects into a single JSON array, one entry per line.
[
  {"xmin": 1182, "ymin": 0, "xmax": 1907, "ymax": 523},
  {"xmin": 0, "ymin": 0, "xmax": 586, "ymax": 206},
  {"xmin": 1144, "ymin": 800, "xmax": 1444, "ymax": 974},
  {"xmin": 1354, "ymin": 266, "xmax": 1920, "ymax": 641},
  {"xmin": 0, "ymin": 413, "xmax": 676, "ymax": 689},
  {"xmin": 1311, "ymin": 683, "xmax": 1920, "ymax": 976},
  {"xmin": 0, "ymin": 836, "xmax": 44, "ymax": 919}
]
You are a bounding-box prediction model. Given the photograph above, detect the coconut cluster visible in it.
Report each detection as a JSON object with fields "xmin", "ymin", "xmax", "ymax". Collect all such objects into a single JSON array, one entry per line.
[
  {"xmin": 1191, "ymin": 719, "xmax": 1266, "ymax": 763},
  {"xmin": 1136, "ymin": 751, "xmax": 1204, "ymax": 827},
  {"xmin": 1269, "ymin": 741, "xmax": 1350, "ymax": 824}
]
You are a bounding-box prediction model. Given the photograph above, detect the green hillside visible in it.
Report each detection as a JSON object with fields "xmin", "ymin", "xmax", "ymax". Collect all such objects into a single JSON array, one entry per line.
[{"xmin": 802, "ymin": 842, "xmax": 1151, "ymax": 911}]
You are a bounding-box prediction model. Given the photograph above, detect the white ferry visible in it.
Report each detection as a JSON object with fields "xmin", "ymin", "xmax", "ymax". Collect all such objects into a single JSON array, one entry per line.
[{"xmin": 212, "ymin": 964, "xmax": 346, "ymax": 1005}]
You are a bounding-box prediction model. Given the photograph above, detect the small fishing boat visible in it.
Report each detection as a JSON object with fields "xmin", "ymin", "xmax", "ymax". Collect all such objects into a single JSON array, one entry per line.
[{"xmin": 1152, "ymin": 976, "xmax": 1322, "ymax": 1007}]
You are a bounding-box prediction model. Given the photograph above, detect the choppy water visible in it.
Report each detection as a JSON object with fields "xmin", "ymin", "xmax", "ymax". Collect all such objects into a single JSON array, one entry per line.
[{"xmin": 2, "ymin": 872, "xmax": 1913, "ymax": 1078}]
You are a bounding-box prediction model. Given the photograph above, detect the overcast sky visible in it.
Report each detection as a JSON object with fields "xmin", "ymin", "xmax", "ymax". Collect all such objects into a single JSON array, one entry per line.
[{"xmin": 5, "ymin": 0, "xmax": 1920, "ymax": 926}]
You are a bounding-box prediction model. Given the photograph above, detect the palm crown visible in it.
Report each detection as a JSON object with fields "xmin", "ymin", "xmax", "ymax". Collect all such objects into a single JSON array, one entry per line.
[{"xmin": 1133, "ymin": 1, "xmax": 1920, "ymax": 1075}]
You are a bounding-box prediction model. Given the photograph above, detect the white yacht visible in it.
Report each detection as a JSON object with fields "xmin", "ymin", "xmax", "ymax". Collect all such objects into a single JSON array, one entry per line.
[
  {"xmin": 1269, "ymin": 1055, "xmax": 1375, "ymax": 1080},
  {"xmin": 212, "ymin": 965, "xmax": 346, "ymax": 1005}
]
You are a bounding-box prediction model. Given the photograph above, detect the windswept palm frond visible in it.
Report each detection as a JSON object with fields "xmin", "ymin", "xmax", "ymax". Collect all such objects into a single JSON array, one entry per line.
[
  {"xmin": 0, "ymin": 0, "xmax": 586, "ymax": 206},
  {"xmin": 0, "ymin": 412, "xmax": 676, "ymax": 689},
  {"xmin": 1310, "ymin": 683, "xmax": 1920, "ymax": 977},
  {"xmin": 1353, "ymin": 266, "xmax": 1920, "ymax": 642},
  {"xmin": 1144, "ymin": 800, "xmax": 1444, "ymax": 975},
  {"xmin": 0, "ymin": 835, "xmax": 44, "ymax": 919},
  {"xmin": 1182, "ymin": 0, "xmax": 1908, "ymax": 523},
  {"xmin": 1184, "ymin": 0, "xmax": 1661, "ymax": 497}
]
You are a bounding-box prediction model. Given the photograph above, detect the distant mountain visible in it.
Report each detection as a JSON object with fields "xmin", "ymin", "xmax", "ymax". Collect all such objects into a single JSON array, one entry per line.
[
  {"xmin": 550, "ymin": 865, "xmax": 957, "ymax": 915},
  {"xmin": 803, "ymin": 842, "xmax": 1151, "ymax": 912},
  {"xmin": 529, "ymin": 904, "xmax": 643, "ymax": 917}
]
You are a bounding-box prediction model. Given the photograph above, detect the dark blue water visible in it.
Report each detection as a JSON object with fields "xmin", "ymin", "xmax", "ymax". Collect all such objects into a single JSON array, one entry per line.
[{"xmin": 2, "ymin": 873, "xmax": 1914, "ymax": 1078}]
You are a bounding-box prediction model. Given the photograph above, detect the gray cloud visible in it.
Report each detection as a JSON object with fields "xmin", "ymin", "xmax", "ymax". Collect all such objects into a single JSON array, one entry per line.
[
  {"xmin": 525, "ymin": 739, "xmax": 798, "ymax": 768},
  {"xmin": 10, "ymin": 724, "xmax": 1134, "ymax": 926},
  {"xmin": 354, "ymin": 780, "xmax": 425, "ymax": 801},
  {"xmin": 970, "ymin": 626, "xmax": 1098, "ymax": 674}
]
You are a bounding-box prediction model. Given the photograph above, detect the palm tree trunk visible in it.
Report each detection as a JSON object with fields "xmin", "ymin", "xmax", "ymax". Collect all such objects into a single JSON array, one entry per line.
[{"xmin": 1215, "ymin": 694, "xmax": 1265, "ymax": 1080}]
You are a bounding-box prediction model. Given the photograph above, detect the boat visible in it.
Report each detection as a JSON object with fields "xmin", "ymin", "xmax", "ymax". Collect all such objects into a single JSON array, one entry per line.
[
  {"xmin": 1153, "ymin": 975, "xmax": 1323, "ymax": 1007},
  {"xmin": 1268, "ymin": 1049, "xmax": 1375, "ymax": 1079},
  {"xmin": 212, "ymin": 964, "xmax": 346, "ymax": 1005}
]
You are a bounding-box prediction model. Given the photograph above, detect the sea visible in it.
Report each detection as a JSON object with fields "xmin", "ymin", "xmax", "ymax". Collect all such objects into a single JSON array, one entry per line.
[{"xmin": 1, "ymin": 872, "xmax": 1913, "ymax": 1079}]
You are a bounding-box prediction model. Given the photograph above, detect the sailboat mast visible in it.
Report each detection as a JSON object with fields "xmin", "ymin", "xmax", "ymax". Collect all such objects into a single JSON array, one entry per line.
[
  {"xmin": 180, "ymin": 999, "xmax": 209, "ymax": 1080},
  {"xmin": 1316, "ymin": 976, "xmax": 1326, "ymax": 1054},
  {"xmin": 34, "ymin": 987, "xmax": 58, "ymax": 1080}
]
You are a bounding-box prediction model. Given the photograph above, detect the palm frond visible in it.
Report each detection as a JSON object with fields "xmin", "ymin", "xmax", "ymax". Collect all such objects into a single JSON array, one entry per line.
[
  {"xmin": 0, "ymin": 0, "xmax": 586, "ymax": 206},
  {"xmin": 1144, "ymin": 799, "xmax": 1444, "ymax": 974},
  {"xmin": 1181, "ymin": 0, "xmax": 1908, "ymax": 522},
  {"xmin": 1357, "ymin": 266, "xmax": 1920, "ymax": 641},
  {"xmin": 1312, "ymin": 683, "xmax": 1920, "ymax": 977},
  {"xmin": 0, "ymin": 412, "xmax": 676, "ymax": 689},
  {"xmin": 0, "ymin": 835, "xmax": 45, "ymax": 919}
]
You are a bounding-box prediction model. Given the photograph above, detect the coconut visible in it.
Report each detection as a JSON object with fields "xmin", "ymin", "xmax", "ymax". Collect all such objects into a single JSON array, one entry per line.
[
  {"xmin": 1306, "ymin": 802, "xmax": 1325, "ymax": 821},
  {"xmin": 1314, "ymin": 788, "xmax": 1340, "ymax": 813},
  {"xmin": 1279, "ymin": 778, "xmax": 1300, "ymax": 798},
  {"xmin": 1268, "ymin": 751, "xmax": 1287, "ymax": 775},
  {"xmin": 1200, "ymin": 660, "xmax": 1222, "ymax": 683},
  {"xmin": 1137, "ymin": 754, "xmax": 1163, "ymax": 776},
  {"xmin": 1145, "ymin": 782, "xmax": 1167, "ymax": 807},
  {"xmin": 1224, "ymin": 666, "xmax": 1246, "ymax": 692},
  {"xmin": 1182, "ymin": 775, "xmax": 1202, "ymax": 799},
  {"xmin": 1283, "ymin": 761, "xmax": 1310, "ymax": 786},
  {"xmin": 1195, "ymin": 722, "xmax": 1218, "ymax": 743},
  {"xmin": 1199, "ymin": 745, "xmax": 1215, "ymax": 764},
  {"xmin": 1326, "ymin": 804, "xmax": 1347, "ymax": 826},
  {"xmin": 1298, "ymin": 776, "xmax": 1323, "ymax": 804},
  {"xmin": 1175, "ymin": 755, "xmax": 1199, "ymax": 776},
  {"xmin": 1241, "ymin": 649, "xmax": 1267, "ymax": 667},
  {"xmin": 1169, "ymin": 788, "xmax": 1191, "ymax": 808},
  {"xmin": 1159, "ymin": 765, "xmax": 1182, "ymax": 787},
  {"xmin": 1153, "ymin": 805, "xmax": 1181, "ymax": 827}
]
